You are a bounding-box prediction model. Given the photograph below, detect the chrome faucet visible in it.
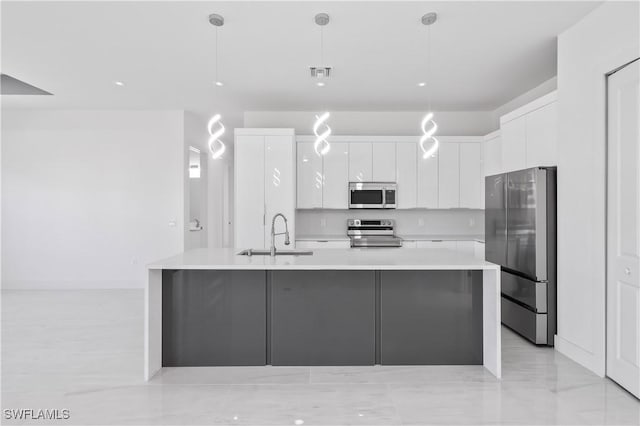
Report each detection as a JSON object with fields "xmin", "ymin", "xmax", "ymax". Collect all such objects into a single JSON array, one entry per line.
[{"xmin": 270, "ymin": 213, "xmax": 290, "ymax": 256}]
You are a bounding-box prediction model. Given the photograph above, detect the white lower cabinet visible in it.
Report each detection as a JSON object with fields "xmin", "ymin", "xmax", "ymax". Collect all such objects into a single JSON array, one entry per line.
[{"xmin": 295, "ymin": 240, "xmax": 351, "ymax": 249}]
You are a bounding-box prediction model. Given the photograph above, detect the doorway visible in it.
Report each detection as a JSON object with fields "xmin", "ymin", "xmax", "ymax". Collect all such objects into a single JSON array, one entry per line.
[{"xmin": 606, "ymin": 58, "xmax": 640, "ymax": 398}]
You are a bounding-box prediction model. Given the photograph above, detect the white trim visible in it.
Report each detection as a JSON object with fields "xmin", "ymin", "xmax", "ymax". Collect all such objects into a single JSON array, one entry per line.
[
  {"xmin": 235, "ymin": 128, "xmax": 295, "ymax": 136},
  {"xmin": 296, "ymin": 135, "xmax": 483, "ymax": 144},
  {"xmin": 483, "ymin": 130, "xmax": 501, "ymax": 141},
  {"xmin": 500, "ymin": 91, "xmax": 558, "ymax": 125},
  {"xmin": 555, "ymin": 334, "xmax": 605, "ymax": 377}
]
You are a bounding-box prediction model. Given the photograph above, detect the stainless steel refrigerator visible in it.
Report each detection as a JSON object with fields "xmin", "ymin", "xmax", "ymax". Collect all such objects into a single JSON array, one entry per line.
[{"xmin": 485, "ymin": 167, "xmax": 556, "ymax": 345}]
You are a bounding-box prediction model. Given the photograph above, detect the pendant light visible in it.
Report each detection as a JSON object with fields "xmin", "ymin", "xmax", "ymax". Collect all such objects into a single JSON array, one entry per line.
[
  {"xmin": 419, "ymin": 12, "xmax": 439, "ymax": 159},
  {"xmin": 312, "ymin": 13, "xmax": 331, "ymax": 157},
  {"xmin": 208, "ymin": 13, "xmax": 226, "ymax": 159}
]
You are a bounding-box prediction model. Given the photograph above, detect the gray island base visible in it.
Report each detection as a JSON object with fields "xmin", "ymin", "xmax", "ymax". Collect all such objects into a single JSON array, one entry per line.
[{"xmin": 145, "ymin": 248, "xmax": 501, "ymax": 380}]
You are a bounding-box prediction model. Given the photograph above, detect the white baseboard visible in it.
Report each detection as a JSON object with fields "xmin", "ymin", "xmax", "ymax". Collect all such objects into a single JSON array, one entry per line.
[
  {"xmin": 1, "ymin": 280, "xmax": 144, "ymax": 290},
  {"xmin": 555, "ymin": 334, "xmax": 605, "ymax": 377}
]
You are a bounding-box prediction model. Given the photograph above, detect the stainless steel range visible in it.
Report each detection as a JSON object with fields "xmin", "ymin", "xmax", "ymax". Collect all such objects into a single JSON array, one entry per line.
[{"xmin": 347, "ymin": 219, "xmax": 403, "ymax": 248}]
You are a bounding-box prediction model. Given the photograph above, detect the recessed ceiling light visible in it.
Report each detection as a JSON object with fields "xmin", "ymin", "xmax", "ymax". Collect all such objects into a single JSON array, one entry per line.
[
  {"xmin": 316, "ymin": 81, "xmax": 325, "ymax": 87},
  {"xmin": 114, "ymin": 81, "xmax": 125, "ymax": 87},
  {"xmin": 417, "ymin": 82, "xmax": 426, "ymax": 87},
  {"xmin": 215, "ymin": 81, "xmax": 224, "ymax": 87}
]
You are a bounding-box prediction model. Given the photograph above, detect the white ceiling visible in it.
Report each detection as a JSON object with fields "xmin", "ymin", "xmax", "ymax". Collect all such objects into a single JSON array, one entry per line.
[{"xmin": 2, "ymin": 1, "xmax": 601, "ymax": 119}]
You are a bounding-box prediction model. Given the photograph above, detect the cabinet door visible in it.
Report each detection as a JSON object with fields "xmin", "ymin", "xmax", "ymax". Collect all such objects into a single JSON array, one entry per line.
[
  {"xmin": 265, "ymin": 135, "xmax": 296, "ymax": 248},
  {"xmin": 235, "ymin": 135, "xmax": 265, "ymax": 249},
  {"xmin": 459, "ymin": 143, "xmax": 482, "ymax": 209},
  {"xmin": 349, "ymin": 143, "xmax": 373, "ymax": 182},
  {"xmin": 296, "ymin": 142, "xmax": 323, "ymax": 209},
  {"xmin": 484, "ymin": 135, "xmax": 502, "ymax": 176},
  {"xmin": 417, "ymin": 151, "xmax": 438, "ymax": 208},
  {"xmin": 438, "ymin": 143, "xmax": 460, "ymax": 208},
  {"xmin": 396, "ymin": 143, "xmax": 417, "ymax": 209},
  {"xmin": 322, "ymin": 142, "xmax": 349, "ymax": 208},
  {"xmin": 372, "ymin": 143, "xmax": 396, "ymax": 181},
  {"xmin": 501, "ymin": 116, "xmax": 527, "ymax": 172},
  {"xmin": 526, "ymin": 102, "xmax": 557, "ymax": 167}
]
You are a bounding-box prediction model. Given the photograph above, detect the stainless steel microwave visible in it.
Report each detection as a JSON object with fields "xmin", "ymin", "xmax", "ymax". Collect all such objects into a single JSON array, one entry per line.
[{"xmin": 349, "ymin": 182, "xmax": 397, "ymax": 209}]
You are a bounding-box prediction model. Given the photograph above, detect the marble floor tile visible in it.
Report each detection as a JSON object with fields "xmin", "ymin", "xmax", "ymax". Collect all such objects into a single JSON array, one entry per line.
[{"xmin": 2, "ymin": 289, "xmax": 638, "ymax": 425}]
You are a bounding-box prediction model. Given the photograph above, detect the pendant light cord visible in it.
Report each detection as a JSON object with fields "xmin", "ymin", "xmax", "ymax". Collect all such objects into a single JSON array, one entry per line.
[
  {"xmin": 215, "ymin": 27, "xmax": 219, "ymax": 83},
  {"xmin": 427, "ymin": 24, "xmax": 432, "ymax": 112}
]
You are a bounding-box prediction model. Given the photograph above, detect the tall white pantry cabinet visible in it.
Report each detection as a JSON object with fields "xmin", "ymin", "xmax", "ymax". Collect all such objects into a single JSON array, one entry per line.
[{"xmin": 234, "ymin": 128, "xmax": 296, "ymax": 249}]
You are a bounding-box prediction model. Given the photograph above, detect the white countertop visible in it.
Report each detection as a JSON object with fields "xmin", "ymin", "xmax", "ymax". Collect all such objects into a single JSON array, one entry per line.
[{"xmin": 148, "ymin": 248, "xmax": 499, "ymax": 271}]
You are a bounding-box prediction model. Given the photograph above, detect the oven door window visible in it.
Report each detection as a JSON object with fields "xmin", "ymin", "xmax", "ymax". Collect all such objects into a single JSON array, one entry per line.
[{"xmin": 351, "ymin": 190, "xmax": 383, "ymax": 205}]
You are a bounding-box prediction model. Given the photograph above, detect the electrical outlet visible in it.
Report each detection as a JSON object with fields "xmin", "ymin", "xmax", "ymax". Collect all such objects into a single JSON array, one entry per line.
[
  {"xmin": 469, "ymin": 218, "xmax": 475, "ymax": 227},
  {"xmin": 320, "ymin": 218, "xmax": 327, "ymax": 228},
  {"xmin": 418, "ymin": 218, "xmax": 425, "ymax": 227}
]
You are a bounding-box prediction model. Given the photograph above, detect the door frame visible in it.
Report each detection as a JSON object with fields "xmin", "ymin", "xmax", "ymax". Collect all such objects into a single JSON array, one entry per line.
[{"xmin": 605, "ymin": 56, "xmax": 640, "ymax": 391}]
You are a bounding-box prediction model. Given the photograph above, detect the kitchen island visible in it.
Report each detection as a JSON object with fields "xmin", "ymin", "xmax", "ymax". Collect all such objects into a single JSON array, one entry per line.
[{"xmin": 145, "ymin": 248, "xmax": 501, "ymax": 380}]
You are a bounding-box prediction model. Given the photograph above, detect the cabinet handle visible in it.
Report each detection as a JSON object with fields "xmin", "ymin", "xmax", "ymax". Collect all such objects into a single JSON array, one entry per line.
[{"xmin": 624, "ymin": 267, "xmax": 631, "ymax": 275}]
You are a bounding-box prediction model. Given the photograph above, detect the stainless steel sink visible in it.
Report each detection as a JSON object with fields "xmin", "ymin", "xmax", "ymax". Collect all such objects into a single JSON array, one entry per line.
[{"xmin": 237, "ymin": 249, "xmax": 314, "ymax": 256}]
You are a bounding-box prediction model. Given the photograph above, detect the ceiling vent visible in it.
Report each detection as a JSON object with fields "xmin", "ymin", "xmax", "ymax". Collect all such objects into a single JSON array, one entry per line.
[{"xmin": 310, "ymin": 67, "xmax": 332, "ymax": 78}]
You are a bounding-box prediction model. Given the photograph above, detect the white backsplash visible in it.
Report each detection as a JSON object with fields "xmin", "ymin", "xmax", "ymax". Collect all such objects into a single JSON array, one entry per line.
[{"xmin": 296, "ymin": 209, "xmax": 484, "ymax": 238}]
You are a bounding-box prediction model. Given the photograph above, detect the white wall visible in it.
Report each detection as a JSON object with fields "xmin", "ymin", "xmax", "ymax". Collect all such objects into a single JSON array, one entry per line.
[
  {"xmin": 244, "ymin": 110, "xmax": 495, "ymax": 136},
  {"xmin": 555, "ymin": 1, "xmax": 640, "ymax": 376},
  {"xmin": 1, "ymin": 110, "xmax": 186, "ymax": 289}
]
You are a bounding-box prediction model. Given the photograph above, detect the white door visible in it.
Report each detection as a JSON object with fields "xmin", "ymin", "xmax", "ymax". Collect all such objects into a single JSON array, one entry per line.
[
  {"xmin": 438, "ymin": 143, "xmax": 460, "ymax": 208},
  {"xmin": 372, "ymin": 142, "xmax": 396, "ymax": 181},
  {"xmin": 234, "ymin": 135, "xmax": 265, "ymax": 249},
  {"xmin": 323, "ymin": 142, "xmax": 349, "ymax": 208},
  {"xmin": 296, "ymin": 142, "xmax": 323, "ymax": 208},
  {"xmin": 501, "ymin": 116, "xmax": 527, "ymax": 172},
  {"xmin": 349, "ymin": 143, "xmax": 372, "ymax": 182},
  {"xmin": 396, "ymin": 143, "xmax": 417, "ymax": 208},
  {"xmin": 265, "ymin": 135, "xmax": 295, "ymax": 249},
  {"xmin": 459, "ymin": 143, "xmax": 482, "ymax": 209},
  {"xmin": 607, "ymin": 59, "xmax": 640, "ymax": 398}
]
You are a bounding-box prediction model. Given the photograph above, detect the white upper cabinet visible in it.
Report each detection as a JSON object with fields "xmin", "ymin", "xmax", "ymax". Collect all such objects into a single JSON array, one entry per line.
[
  {"xmin": 295, "ymin": 136, "xmax": 484, "ymax": 211},
  {"xmin": 501, "ymin": 116, "xmax": 527, "ymax": 172},
  {"xmin": 348, "ymin": 143, "xmax": 373, "ymax": 182},
  {"xmin": 296, "ymin": 142, "xmax": 323, "ymax": 209},
  {"xmin": 372, "ymin": 142, "xmax": 396, "ymax": 181},
  {"xmin": 264, "ymin": 135, "xmax": 296, "ymax": 245},
  {"xmin": 459, "ymin": 143, "xmax": 483, "ymax": 209},
  {"xmin": 235, "ymin": 135, "xmax": 265, "ymax": 249},
  {"xmin": 483, "ymin": 132, "xmax": 502, "ymax": 177},
  {"xmin": 438, "ymin": 143, "xmax": 460, "ymax": 208},
  {"xmin": 322, "ymin": 142, "xmax": 349, "ymax": 209},
  {"xmin": 498, "ymin": 91, "xmax": 558, "ymax": 173},
  {"xmin": 396, "ymin": 143, "xmax": 418, "ymax": 209},
  {"xmin": 235, "ymin": 129, "xmax": 296, "ymax": 250},
  {"xmin": 525, "ymin": 102, "xmax": 557, "ymax": 168},
  {"xmin": 417, "ymin": 150, "xmax": 438, "ymax": 208}
]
